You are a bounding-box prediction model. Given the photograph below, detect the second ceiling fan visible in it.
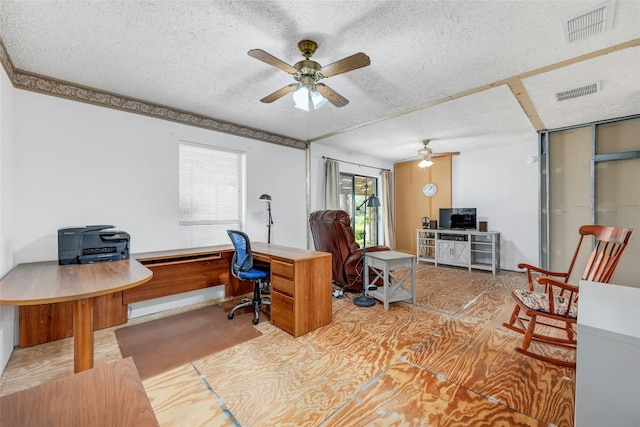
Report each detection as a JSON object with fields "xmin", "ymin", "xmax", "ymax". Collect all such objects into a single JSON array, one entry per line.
[
  {"xmin": 248, "ymin": 40, "xmax": 370, "ymax": 110},
  {"xmin": 418, "ymin": 140, "xmax": 459, "ymax": 168}
]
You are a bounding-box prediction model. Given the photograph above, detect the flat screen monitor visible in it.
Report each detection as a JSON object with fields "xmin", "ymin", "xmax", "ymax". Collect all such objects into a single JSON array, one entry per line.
[{"xmin": 439, "ymin": 208, "xmax": 477, "ymax": 230}]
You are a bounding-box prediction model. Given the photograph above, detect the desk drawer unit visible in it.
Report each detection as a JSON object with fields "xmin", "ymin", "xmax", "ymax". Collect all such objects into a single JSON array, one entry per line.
[
  {"xmin": 269, "ymin": 255, "xmax": 332, "ymax": 337},
  {"xmin": 271, "ymin": 259, "xmax": 296, "ymax": 335}
]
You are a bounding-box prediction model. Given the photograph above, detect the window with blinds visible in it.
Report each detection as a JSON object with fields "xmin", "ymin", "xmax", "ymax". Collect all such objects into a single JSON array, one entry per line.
[{"xmin": 179, "ymin": 141, "xmax": 244, "ymax": 247}]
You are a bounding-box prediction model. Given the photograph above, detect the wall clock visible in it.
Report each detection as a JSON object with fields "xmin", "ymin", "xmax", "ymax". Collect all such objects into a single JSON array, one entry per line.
[{"xmin": 423, "ymin": 183, "xmax": 437, "ymax": 197}]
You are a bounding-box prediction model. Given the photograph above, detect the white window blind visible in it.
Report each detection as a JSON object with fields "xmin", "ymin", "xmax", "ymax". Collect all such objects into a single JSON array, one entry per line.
[{"xmin": 179, "ymin": 141, "xmax": 244, "ymax": 247}]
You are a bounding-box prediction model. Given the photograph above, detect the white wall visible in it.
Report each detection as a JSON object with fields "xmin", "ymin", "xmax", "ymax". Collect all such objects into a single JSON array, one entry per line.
[
  {"xmin": 12, "ymin": 90, "xmax": 307, "ymax": 263},
  {"xmin": 452, "ymin": 139, "xmax": 540, "ymax": 271},
  {"xmin": 0, "ymin": 66, "xmax": 17, "ymax": 371}
]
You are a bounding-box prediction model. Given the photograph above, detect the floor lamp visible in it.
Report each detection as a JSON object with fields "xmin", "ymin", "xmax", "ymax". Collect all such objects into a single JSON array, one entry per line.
[
  {"xmin": 354, "ymin": 182, "xmax": 380, "ymax": 307},
  {"xmin": 259, "ymin": 194, "xmax": 273, "ymax": 244}
]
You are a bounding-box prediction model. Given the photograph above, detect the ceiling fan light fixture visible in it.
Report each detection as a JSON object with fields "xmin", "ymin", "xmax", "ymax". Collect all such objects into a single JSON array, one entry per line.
[
  {"xmin": 310, "ymin": 89, "xmax": 328, "ymax": 109},
  {"xmin": 293, "ymin": 85, "xmax": 327, "ymax": 111},
  {"xmin": 292, "ymin": 85, "xmax": 309, "ymax": 111},
  {"xmin": 418, "ymin": 158, "xmax": 434, "ymax": 168}
]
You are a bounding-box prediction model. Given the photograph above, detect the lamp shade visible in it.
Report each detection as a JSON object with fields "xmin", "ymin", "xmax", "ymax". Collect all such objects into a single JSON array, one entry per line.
[
  {"xmin": 292, "ymin": 86, "xmax": 310, "ymax": 111},
  {"xmin": 293, "ymin": 85, "xmax": 327, "ymax": 111},
  {"xmin": 259, "ymin": 194, "xmax": 272, "ymax": 202},
  {"xmin": 367, "ymin": 196, "xmax": 381, "ymax": 208},
  {"xmin": 310, "ymin": 89, "xmax": 328, "ymax": 109}
]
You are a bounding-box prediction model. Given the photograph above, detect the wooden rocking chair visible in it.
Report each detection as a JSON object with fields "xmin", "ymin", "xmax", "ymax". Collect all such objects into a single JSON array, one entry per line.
[{"xmin": 503, "ymin": 224, "xmax": 634, "ymax": 368}]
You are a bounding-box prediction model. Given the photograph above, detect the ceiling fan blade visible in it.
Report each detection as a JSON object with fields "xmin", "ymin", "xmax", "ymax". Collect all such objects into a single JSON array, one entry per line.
[
  {"xmin": 431, "ymin": 152, "xmax": 461, "ymax": 158},
  {"xmin": 260, "ymin": 84, "xmax": 299, "ymax": 103},
  {"xmin": 248, "ymin": 49, "xmax": 297, "ymax": 74},
  {"xmin": 320, "ymin": 52, "xmax": 370, "ymax": 78},
  {"xmin": 316, "ymin": 83, "xmax": 349, "ymax": 107}
]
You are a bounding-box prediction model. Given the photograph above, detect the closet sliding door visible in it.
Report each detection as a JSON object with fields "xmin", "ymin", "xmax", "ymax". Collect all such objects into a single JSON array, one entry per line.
[
  {"xmin": 545, "ymin": 127, "xmax": 592, "ymax": 281},
  {"xmin": 594, "ymin": 119, "xmax": 640, "ymax": 286},
  {"xmin": 542, "ymin": 116, "xmax": 639, "ymax": 287}
]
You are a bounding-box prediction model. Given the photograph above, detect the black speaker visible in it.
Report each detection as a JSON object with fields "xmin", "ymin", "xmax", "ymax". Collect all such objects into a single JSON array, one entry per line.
[
  {"xmin": 430, "ymin": 220, "xmax": 438, "ymax": 230},
  {"xmin": 479, "ymin": 221, "xmax": 488, "ymax": 232}
]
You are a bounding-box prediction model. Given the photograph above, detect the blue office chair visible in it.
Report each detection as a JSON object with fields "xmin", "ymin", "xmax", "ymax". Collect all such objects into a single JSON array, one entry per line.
[{"xmin": 226, "ymin": 230, "xmax": 271, "ymax": 325}]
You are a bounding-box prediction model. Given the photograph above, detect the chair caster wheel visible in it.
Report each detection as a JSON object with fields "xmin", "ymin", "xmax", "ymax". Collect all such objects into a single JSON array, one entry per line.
[
  {"xmin": 228, "ymin": 312, "xmax": 234, "ymax": 320},
  {"xmin": 252, "ymin": 318, "xmax": 259, "ymax": 325}
]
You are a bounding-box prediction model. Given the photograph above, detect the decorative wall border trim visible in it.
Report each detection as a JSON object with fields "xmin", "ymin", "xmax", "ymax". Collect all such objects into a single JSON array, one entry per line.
[
  {"xmin": 0, "ymin": 40, "xmax": 15, "ymax": 83},
  {"xmin": 0, "ymin": 40, "xmax": 306, "ymax": 150}
]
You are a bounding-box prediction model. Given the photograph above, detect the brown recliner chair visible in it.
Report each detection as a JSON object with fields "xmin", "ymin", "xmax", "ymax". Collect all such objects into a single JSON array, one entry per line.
[{"xmin": 309, "ymin": 210, "xmax": 390, "ymax": 291}]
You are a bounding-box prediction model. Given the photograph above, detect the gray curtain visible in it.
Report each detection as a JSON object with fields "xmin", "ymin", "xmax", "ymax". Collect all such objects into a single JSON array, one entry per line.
[
  {"xmin": 324, "ymin": 159, "xmax": 340, "ymax": 210},
  {"xmin": 381, "ymin": 170, "xmax": 396, "ymax": 249}
]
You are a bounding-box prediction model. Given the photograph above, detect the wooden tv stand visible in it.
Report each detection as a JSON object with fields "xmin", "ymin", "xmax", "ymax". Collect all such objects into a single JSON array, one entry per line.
[{"xmin": 17, "ymin": 243, "xmax": 332, "ymax": 347}]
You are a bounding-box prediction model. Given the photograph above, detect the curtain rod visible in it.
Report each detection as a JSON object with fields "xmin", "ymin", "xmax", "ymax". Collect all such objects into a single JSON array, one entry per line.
[{"xmin": 322, "ymin": 156, "xmax": 390, "ymax": 172}]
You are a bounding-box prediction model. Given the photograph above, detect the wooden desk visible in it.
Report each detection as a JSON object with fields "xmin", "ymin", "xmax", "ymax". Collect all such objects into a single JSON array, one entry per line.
[
  {"xmin": 135, "ymin": 243, "xmax": 333, "ymax": 336},
  {"xmin": 0, "ymin": 259, "xmax": 152, "ymax": 372},
  {"xmin": 0, "ymin": 357, "xmax": 159, "ymax": 426},
  {"xmin": 131, "ymin": 243, "xmax": 332, "ymax": 336},
  {"xmin": 12, "ymin": 243, "xmax": 332, "ymax": 346}
]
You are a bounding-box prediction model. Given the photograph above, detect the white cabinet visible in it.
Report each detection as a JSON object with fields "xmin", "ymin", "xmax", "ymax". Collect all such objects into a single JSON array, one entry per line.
[
  {"xmin": 417, "ymin": 229, "xmax": 500, "ymax": 275},
  {"xmin": 575, "ymin": 280, "xmax": 640, "ymax": 427},
  {"xmin": 437, "ymin": 240, "xmax": 469, "ymax": 266}
]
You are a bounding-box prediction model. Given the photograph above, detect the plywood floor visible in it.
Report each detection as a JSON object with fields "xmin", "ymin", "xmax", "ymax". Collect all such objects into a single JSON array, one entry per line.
[{"xmin": 0, "ymin": 264, "xmax": 575, "ymax": 426}]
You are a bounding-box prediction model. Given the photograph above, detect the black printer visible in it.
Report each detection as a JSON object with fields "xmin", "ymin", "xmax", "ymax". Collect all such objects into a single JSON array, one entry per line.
[{"xmin": 58, "ymin": 225, "xmax": 130, "ymax": 265}]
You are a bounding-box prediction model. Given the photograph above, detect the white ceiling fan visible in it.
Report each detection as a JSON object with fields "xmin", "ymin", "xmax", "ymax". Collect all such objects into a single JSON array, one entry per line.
[{"xmin": 417, "ymin": 140, "xmax": 459, "ymax": 168}]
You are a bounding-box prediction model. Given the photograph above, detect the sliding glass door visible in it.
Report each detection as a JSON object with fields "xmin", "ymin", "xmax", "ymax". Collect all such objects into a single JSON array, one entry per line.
[{"xmin": 340, "ymin": 174, "xmax": 378, "ymax": 247}]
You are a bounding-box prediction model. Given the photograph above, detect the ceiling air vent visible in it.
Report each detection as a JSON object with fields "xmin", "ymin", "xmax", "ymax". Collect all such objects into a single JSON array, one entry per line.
[
  {"xmin": 555, "ymin": 82, "xmax": 601, "ymax": 102},
  {"xmin": 562, "ymin": 0, "xmax": 616, "ymax": 44}
]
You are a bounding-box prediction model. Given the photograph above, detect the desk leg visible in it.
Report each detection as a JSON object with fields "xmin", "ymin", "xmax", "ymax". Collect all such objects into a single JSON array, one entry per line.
[{"xmin": 73, "ymin": 297, "xmax": 94, "ymax": 373}]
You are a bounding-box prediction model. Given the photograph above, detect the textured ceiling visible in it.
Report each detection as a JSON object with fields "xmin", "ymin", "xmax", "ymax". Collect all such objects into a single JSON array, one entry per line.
[{"xmin": 1, "ymin": 0, "xmax": 639, "ymax": 162}]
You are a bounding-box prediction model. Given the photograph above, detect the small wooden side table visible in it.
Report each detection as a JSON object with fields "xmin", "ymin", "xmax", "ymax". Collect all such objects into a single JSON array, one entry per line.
[{"xmin": 364, "ymin": 251, "xmax": 416, "ymax": 310}]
